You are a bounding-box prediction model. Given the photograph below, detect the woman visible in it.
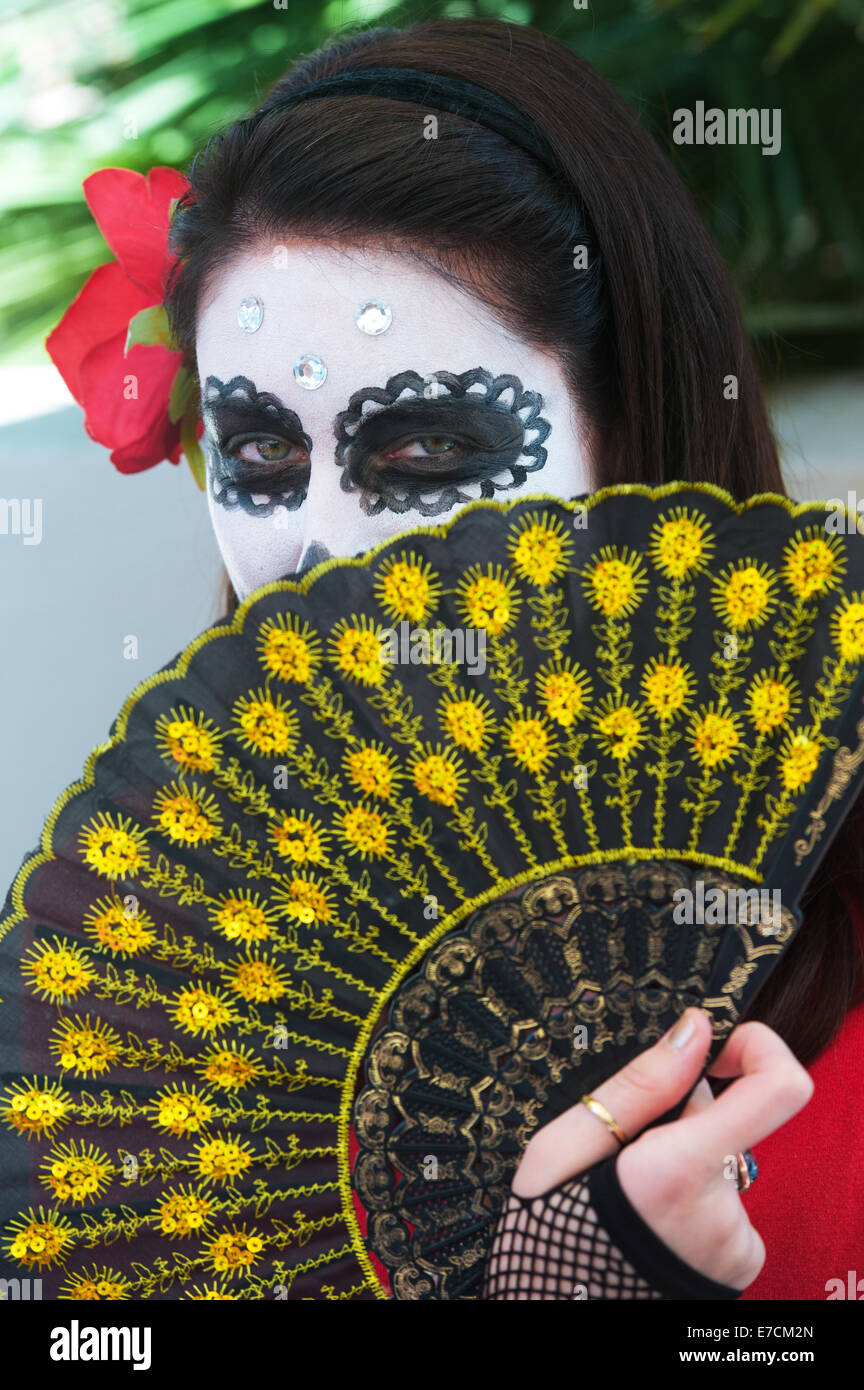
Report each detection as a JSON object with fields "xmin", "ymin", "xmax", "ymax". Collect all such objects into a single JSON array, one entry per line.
[{"xmin": 16, "ymin": 17, "xmax": 864, "ymax": 1299}]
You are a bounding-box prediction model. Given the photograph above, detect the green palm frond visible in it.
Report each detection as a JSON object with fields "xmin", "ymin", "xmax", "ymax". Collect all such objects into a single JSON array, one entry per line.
[{"xmin": 1, "ymin": 0, "xmax": 861, "ymax": 362}]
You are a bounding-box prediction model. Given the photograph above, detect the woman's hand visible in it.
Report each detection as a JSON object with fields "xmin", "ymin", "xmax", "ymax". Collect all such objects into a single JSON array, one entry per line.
[{"xmin": 512, "ymin": 1008, "xmax": 814, "ymax": 1291}]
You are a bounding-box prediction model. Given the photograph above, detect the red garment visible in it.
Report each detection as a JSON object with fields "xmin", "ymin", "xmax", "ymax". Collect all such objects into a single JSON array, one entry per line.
[
  {"xmin": 739, "ymin": 992, "xmax": 864, "ymax": 1300},
  {"xmin": 740, "ymin": 882, "xmax": 864, "ymax": 1300},
  {"xmin": 351, "ymin": 892, "xmax": 864, "ymax": 1301}
]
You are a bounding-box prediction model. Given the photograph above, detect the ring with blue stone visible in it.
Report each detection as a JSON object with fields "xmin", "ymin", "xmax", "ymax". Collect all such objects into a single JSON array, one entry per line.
[{"xmin": 735, "ymin": 1149, "xmax": 758, "ymax": 1192}]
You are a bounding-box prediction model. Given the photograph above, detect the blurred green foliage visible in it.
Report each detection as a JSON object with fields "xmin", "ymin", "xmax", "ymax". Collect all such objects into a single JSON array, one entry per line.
[{"xmin": 2, "ymin": 0, "xmax": 862, "ymax": 365}]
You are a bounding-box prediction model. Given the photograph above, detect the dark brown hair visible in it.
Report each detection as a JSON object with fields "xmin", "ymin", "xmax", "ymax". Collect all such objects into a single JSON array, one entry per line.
[{"xmin": 166, "ymin": 18, "xmax": 864, "ymax": 1064}]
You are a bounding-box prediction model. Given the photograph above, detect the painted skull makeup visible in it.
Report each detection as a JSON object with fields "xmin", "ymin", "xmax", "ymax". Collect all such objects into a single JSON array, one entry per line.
[
  {"xmin": 202, "ymin": 375, "xmax": 312, "ymax": 517},
  {"xmin": 196, "ymin": 244, "xmax": 590, "ymax": 598},
  {"xmin": 334, "ymin": 368, "xmax": 550, "ymax": 517}
]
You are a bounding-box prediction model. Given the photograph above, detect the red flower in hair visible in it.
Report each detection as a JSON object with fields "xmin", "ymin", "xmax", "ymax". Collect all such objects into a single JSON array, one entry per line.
[{"xmin": 46, "ymin": 166, "xmax": 204, "ymax": 483}]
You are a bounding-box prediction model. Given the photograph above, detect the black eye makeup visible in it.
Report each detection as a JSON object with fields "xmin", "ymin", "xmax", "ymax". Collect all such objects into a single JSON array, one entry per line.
[
  {"xmin": 202, "ymin": 375, "xmax": 312, "ymax": 516},
  {"xmin": 201, "ymin": 368, "xmax": 552, "ymax": 523},
  {"xmin": 334, "ymin": 368, "xmax": 551, "ymax": 517}
]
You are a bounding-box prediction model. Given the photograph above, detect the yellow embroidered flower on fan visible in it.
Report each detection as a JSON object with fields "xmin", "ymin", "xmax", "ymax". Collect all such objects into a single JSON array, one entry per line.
[
  {"xmin": 503, "ymin": 713, "xmax": 557, "ymax": 773},
  {"xmin": 782, "ymin": 529, "xmax": 845, "ymax": 600},
  {"xmin": 155, "ymin": 706, "xmax": 222, "ymax": 772},
  {"xmin": 594, "ymin": 699, "xmax": 646, "ymax": 761},
  {"xmin": 150, "ymin": 1085, "xmax": 214, "ymax": 1138},
  {"xmin": 745, "ymin": 673, "xmax": 798, "ymax": 734},
  {"xmin": 375, "ymin": 553, "xmax": 441, "ymax": 623},
  {"xmin": 196, "ymin": 1045, "xmax": 263, "ymax": 1092},
  {"xmin": 21, "ymin": 938, "xmax": 96, "ymax": 1004},
  {"xmin": 273, "ymin": 875, "xmax": 335, "ymax": 925},
  {"xmin": 6, "ymin": 1208, "xmax": 75, "ymax": 1270},
  {"xmin": 258, "ymin": 614, "xmax": 321, "ymax": 685},
  {"xmin": 225, "ymin": 953, "xmax": 288, "ymax": 1004},
  {"xmin": 209, "ymin": 892, "xmax": 276, "ymax": 943},
  {"xmin": 3, "ymin": 1079, "xmax": 71, "ymax": 1141},
  {"xmin": 777, "ymin": 731, "xmax": 822, "ymax": 793},
  {"xmin": 649, "ymin": 508, "xmax": 713, "ymax": 579},
  {"xmin": 40, "ymin": 1141, "xmax": 112, "ymax": 1204},
  {"xmin": 79, "ymin": 812, "xmax": 149, "ymax": 880},
  {"xmin": 344, "ymin": 742, "xmax": 399, "ymax": 800},
  {"xmin": 711, "ymin": 561, "xmax": 777, "ymax": 631},
  {"xmin": 330, "ymin": 615, "xmax": 389, "ymax": 686},
  {"xmin": 641, "ymin": 659, "xmax": 693, "ymax": 722},
  {"xmin": 204, "ymin": 1227, "xmax": 265, "ymax": 1275},
  {"xmin": 582, "ymin": 546, "xmax": 648, "ymax": 618},
  {"xmin": 232, "ymin": 688, "xmax": 299, "ymax": 757},
  {"xmin": 193, "ymin": 1133, "xmax": 255, "ymax": 1184},
  {"xmin": 688, "ymin": 706, "xmax": 743, "ymax": 768},
  {"xmin": 438, "ymin": 691, "xmax": 495, "ymax": 754},
  {"xmin": 410, "ymin": 747, "xmax": 466, "ymax": 806},
  {"xmin": 169, "ymin": 983, "xmax": 236, "ymax": 1037},
  {"xmin": 82, "ymin": 895, "xmax": 156, "ymax": 956},
  {"xmin": 455, "ymin": 564, "xmax": 520, "ymax": 636},
  {"xmin": 58, "ymin": 1267, "xmax": 131, "ymax": 1295},
  {"xmin": 508, "ymin": 512, "xmax": 573, "ymax": 586},
  {"xmin": 184, "ymin": 1282, "xmax": 242, "ymax": 1300},
  {"xmin": 153, "ymin": 781, "xmax": 221, "ymax": 845},
  {"xmin": 337, "ymin": 804, "xmax": 391, "ymax": 858},
  {"xmin": 156, "ymin": 1186, "xmax": 216, "ymax": 1238},
  {"xmin": 537, "ymin": 661, "xmax": 591, "ymax": 728},
  {"xmin": 50, "ymin": 1015, "xmax": 121, "ymax": 1077},
  {"xmin": 58, "ymin": 1265, "xmax": 132, "ymax": 1300},
  {"xmin": 269, "ymin": 811, "xmax": 329, "ymax": 865},
  {"xmin": 832, "ymin": 595, "xmax": 864, "ymax": 664}
]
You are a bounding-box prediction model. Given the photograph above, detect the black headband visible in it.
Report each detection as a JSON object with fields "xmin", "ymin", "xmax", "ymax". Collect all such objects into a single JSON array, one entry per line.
[{"xmin": 254, "ymin": 67, "xmax": 559, "ymax": 174}]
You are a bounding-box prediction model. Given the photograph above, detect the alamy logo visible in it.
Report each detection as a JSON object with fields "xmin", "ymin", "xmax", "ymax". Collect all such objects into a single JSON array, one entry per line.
[
  {"xmin": 825, "ymin": 493, "xmax": 864, "ymax": 533},
  {"xmin": 0, "ymin": 497, "xmax": 42, "ymax": 545},
  {"xmin": 49, "ymin": 1321, "xmax": 152, "ymax": 1371},
  {"xmin": 825, "ymin": 1271, "xmax": 864, "ymax": 1299},
  {"xmin": 672, "ymin": 883, "xmax": 782, "ymax": 934},
  {"xmin": 0, "ymin": 1276, "xmax": 42, "ymax": 1299},
  {"xmin": 672, "ymin": 102, "xmax": 781, "ymax": 156},
  {"xmin": 378, "ymin": 620, "xmax": 486, "ymax": 676}
]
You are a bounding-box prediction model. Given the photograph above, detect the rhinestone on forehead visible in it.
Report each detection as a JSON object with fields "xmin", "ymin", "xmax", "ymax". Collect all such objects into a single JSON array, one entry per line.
[
  {"xmin": 355, "ymin": 300, "xmax": 392, "ymax": 336},
  {"xmin": 293, "ymin": 354, "xmax": 328, "ymax": 390},
  {"xmin": 237, "ymin": 296, "xmax": 263, "ymax": 333}
]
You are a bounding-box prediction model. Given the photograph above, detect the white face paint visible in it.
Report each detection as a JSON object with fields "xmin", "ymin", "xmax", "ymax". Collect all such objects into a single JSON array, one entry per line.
[{"xmin": 196, "ymin": 242, "xmax": 591, "ymax": 599}]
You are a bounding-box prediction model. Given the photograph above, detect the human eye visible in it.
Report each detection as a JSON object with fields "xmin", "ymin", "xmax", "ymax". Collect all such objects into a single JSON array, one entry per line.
[
  {"xmin": 339, "ymin": 399, "xmax": 524, "ymax": 492},
  {"xmin": 211, "ymin": 430, "xmax": 311, "ymax": 508},
  {"xmin": 224, "ymin": 432, "xmax": 310, "ymax": 487},
  {"xmin": 202, "ymin": 376, "xmax": 312, "ymax": 512},
  {"xmin": 333, "ymin": 369, "xmax": 551, "ymax": 518},
  {"xmin": 378, "ymin": 435, "xmax": 467, "ymax": 465},
  {"xmin": 235, "ymin": 436, "xmax": 307, "ymax": 465}
]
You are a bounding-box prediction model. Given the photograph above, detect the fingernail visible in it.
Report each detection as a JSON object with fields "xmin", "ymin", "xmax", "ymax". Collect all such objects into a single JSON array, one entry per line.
[{"xmin": 665, "ymin": 1011, "xmax": 696, "ymax": 1050}]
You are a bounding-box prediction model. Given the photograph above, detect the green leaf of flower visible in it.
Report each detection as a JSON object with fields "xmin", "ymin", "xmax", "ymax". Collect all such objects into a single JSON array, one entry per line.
[
  {"xmin": 169, "ymin": 365, "xmax": 199, "ymax": 424},
  {"xmin": 125, "ymin": 304, "xmax": 178, "ymax": 354},
  {"xmin": 181, "ymin": 406, "xmax": 205, "ymax": 491}
]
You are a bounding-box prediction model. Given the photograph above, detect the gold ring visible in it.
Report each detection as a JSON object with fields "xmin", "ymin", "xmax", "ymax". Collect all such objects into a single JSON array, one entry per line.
[{"xmin": 581, "ymin": 1093, "xmax": 629, "ymax": 1146}]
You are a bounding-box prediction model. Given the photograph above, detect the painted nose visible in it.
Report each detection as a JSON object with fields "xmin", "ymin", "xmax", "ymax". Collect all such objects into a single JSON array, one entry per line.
[{"xmin": 296, "ymin": 538, "xmax": 333, "ymax": 574}]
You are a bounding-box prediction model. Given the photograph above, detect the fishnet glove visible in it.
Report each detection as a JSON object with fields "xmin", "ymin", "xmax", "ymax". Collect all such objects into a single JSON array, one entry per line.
[{"xmin": 483, "ymin": 1153, "xmax": 744, "ymax": 1301}]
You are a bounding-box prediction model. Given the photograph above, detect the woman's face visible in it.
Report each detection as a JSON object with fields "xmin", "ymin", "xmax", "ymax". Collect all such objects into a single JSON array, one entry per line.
[{"xmin": 196, "ymin": 242, "xmax": 591, "ymax": 599}]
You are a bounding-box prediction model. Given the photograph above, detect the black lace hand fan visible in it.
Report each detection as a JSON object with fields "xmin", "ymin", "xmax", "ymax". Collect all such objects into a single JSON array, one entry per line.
[{"xmin": 3, "ymin": 484, "xmax": 864, "ymax": 1302}]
